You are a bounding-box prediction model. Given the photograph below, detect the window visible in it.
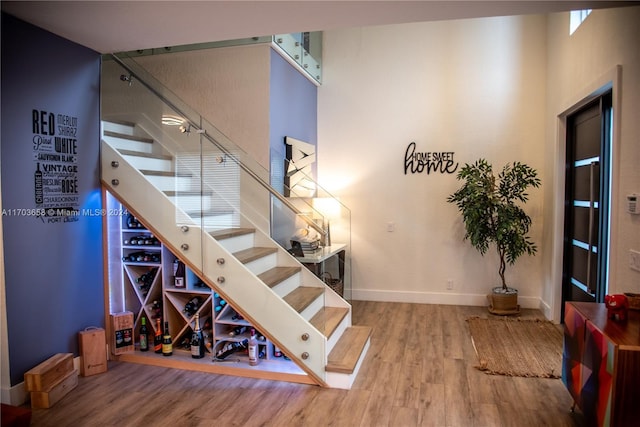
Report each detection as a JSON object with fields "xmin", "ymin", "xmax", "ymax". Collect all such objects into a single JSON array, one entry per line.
[{"xmin": 570, "ymin": 9, "xmax": 592, "ymax": 35}]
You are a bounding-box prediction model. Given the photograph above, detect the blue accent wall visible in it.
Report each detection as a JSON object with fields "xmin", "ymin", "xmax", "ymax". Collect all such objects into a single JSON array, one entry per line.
[
  {"xmin": 1, "ymin": 13, "xmax": 103, "ymax": 386},
  {"xmin": 269, "ymin": 50, "xmax": 318, "ymax": 247}
]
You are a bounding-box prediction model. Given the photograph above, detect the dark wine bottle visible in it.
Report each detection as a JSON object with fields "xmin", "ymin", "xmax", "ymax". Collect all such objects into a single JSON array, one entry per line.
[
  {"xmin": 139, "ymin": 316, "xmax": 149, "ymax": 351},
  {"xmin": 183, "ymin": 296, "xmax": 202, "ymax": 316},
  {"xmin": 190, "ymin": 314, "xmax": 205, "ymax": 359},
  {"xmin": 215, "ymin": 339, "xmax": 248, "ymax": 359},
  {"xmin": 151, "ymin": 300, "xmax": 162, "ymax": 320},
  {"xmin": 202, "ymin": 316, "xmax": 212, "ymax": 331},
  {"xmin": 126, "ymin": 214, "xmax": 144, "ymax": 229},
  {"xmin": 162, "ymin": 321, "xmax": 172, "ymax": 356},
  {"xmin": 228, "ymin": 326, "xmax": 247, "ymax": 336},
  {"xmin": 173, "ymin": 259, "xmax": 185, "ymax": 288},
  {"xmin": 154, "ymin": 318, "xmax": 163, "ymax": 353}
]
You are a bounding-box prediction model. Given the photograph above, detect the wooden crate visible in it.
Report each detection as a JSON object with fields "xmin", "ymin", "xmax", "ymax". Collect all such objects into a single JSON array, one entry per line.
[
  {"xmin": 30, "ymin": 369, "xmax": 78, "ymax": 409},
  {"xmin": 110, "ymin": 312, "xmax": 134, "ymax": 355},
  {"xmin": 24, "ymin": 353, "xmax": 73, "ymax": 392},
  {"xmin": 78, "ymin": 327, "xmax": 107, "ymax": 376}
]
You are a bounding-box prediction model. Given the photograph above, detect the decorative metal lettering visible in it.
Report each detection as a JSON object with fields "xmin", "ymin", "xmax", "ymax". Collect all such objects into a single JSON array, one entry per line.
[{"xmin": 404, "ymin": 142, "xmax": 458, "ymax": 175}]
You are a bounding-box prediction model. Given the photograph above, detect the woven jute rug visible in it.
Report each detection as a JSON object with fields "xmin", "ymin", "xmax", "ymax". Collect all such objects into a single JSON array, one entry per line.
[{"xmin": 466, "ymin": 317, "xmax": 563, "ymax": 378}]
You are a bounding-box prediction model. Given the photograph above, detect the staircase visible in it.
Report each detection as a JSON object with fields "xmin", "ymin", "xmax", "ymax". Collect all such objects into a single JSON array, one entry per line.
[{"xmin": 101, "ymin": 119, "xmax": 371, "ymax": 389}]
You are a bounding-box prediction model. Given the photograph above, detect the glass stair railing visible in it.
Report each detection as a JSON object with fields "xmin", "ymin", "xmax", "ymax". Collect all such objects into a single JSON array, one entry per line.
[
  {"xmin": 101, "ymin": 53, "xmax": 356, "ymax": 387},
  {"xmin": 120, "ymin": 31, "xmax": 323, "ymax": 84}
]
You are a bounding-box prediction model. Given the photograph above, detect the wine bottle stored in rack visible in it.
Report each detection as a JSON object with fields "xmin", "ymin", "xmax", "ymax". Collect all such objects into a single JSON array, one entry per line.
[
  {"xmin": 190, "ymin": 314, "xmax": 205, "ymax": 359},
  {"xmin": 248, "ymin": 328, "xmax": 259, "ymax": 366},
  {"xmin": 154, "ymin": 318, "xmax": 163, "ymax": 354},
  {"xmin": 139, "ymin": 316, "xmax": 149, "ymax": 352},
  {"xmin": 162, "ymin": 321, "xmax": 172, "ymax": 356}
]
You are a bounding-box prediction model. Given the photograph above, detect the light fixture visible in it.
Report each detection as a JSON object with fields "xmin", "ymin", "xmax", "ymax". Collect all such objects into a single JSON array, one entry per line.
[
  {"xmin": 162, "ymin": 115, "xmax": 185, "ymax": 126},
  {"xmin": 119, "ymin": 74, "xmax": 133, "ymax": 86},
  {"xmin": 312, "ymin": 198, "xmax": 341, "ymax": 247}
]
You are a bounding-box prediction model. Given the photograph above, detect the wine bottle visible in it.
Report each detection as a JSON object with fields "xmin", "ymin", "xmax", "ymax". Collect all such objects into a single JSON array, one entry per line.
[
  {"xmin": 154, "ymin": 318, "xmax": 163, "ymax": 353},
  {"xmin": 183, "ymin": 296, "xmax": 202, "ymax": 317},
  {"xmin": 202, "ymin": 316, "xmax": 212, "ymax": 331},
  {"xmin": 139, "ymin": 316, "xmax": 149, "ymax": 351},
  {"xmin": 190, "ymin": 314, "xmax": 205, "ymax": 359},
  {"xmin": 228, "ymin": 326, "xmax": 247, "ymax": 336},
  {"xmin": 214, "ymin": 299, "xmax": 226, "ymax": 313},
  {"xmin": 126, "ymin": 214, "xmax": 144, "ymax": 229},
  {"xmin": 248, "ymin": 328, "xmax": 259, "ymax": 366},
  {"xmin": 174, "ymin": 259, "xmax": 185, "ymax": 288},
  {"xmin": 162, "ymin": 321, "xmax": 172, "ymax": 356},
  {"xmin": 215, "ymin": 339, "xmax": 248, "ymax": 359}
]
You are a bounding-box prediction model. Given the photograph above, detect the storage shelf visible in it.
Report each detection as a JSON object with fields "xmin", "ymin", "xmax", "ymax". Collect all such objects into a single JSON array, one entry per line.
[{"xmin": 107, "ymin": 195, "xmax": 305, "ymax": 380}]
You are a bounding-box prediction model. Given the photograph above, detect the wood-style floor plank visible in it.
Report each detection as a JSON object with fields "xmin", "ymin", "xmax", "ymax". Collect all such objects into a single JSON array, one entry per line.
[{"xmin": 26, "ymin": 301, "xmax": 583, "ymax": 427}]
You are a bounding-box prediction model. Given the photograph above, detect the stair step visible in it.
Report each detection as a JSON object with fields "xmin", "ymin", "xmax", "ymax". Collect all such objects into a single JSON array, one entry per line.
[
  {"xmin": 258, "ymin": 266, "xmax": 301, "ymax": 288},
  {"xmin": 210, "ymin": 228, "xmax": 255, "ymax": 240},
  {"xmin": 140, "ymin": 170, "xmax": 192, "ymax": 178},
  {"xmin": 104, "ymin": 130, "xmax": 154, "ymax": 144},
  {"xmin": 310, "ymin": 306, "xmax": 349, "ymax": 339},
  {"xmin": 283, "ymin": 287, "xmax": 324, "ymax": 313},
  {"xmin": 326, "ymin": 326, "xmax": 372, "ymax": 374},
  {"xmin": 233, "ymin": 247, "xmax": 278, "ymax": 264},
  {"xmin": 117, "ymin": 149, "xmax": 171, "ymax": 160},
  {"xmin": 117, "ymin": 149, "xmax": 173, "ymax": 172},
  {"xmin": 164, "ymin": 190, "xmax": 212, "ymax": 197},
  {"xmin": 103, "ymin": 120, "xmax": 136, "ymax": 135}
]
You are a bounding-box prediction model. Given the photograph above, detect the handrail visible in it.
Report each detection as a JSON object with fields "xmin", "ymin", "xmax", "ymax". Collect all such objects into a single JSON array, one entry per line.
[{"xmin": 109, "ymin": 53, "xmax": 326, "ymax": 237}]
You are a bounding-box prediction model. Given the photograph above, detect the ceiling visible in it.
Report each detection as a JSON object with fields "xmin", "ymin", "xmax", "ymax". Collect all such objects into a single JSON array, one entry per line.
[{"xmin": 2, "ymin": 1, "xmax": 636, "ymax": 53}]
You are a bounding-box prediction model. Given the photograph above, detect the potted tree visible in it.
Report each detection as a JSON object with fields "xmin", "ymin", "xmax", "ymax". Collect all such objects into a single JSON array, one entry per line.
[{"xmin": 447, "ymin": 158, "xmax": 541, "ymax": 315}]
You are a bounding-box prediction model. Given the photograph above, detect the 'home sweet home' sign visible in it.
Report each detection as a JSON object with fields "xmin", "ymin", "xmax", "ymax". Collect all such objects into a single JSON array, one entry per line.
[{"xmin": 404, "ymin": 142, "xmax": 458, "ymax": 175}]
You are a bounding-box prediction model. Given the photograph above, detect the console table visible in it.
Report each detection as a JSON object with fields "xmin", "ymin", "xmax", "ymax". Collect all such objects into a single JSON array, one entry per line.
[
  {"xmin": 563, "ymin": 301, "xmax": 640, "ymax": 426},
  {"xmin": 295, "ymin": 244, "xmax": 346, "ymax": 296}
]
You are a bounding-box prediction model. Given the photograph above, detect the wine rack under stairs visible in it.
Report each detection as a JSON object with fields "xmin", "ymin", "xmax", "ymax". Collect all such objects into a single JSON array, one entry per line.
[
  {"xmin": 102, "ymin": 118, "xmax": 371, "ymax": 388},
  {"xmin": 108, "ymin": 202, "xmax": 306, "ymax": 381}
]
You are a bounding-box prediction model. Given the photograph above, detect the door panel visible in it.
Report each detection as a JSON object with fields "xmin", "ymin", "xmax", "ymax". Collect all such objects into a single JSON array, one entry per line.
[
  {"xmin": 562, "ymin": 92, "xmax": 612, "ymax": 308},
  {"xmin": 574, "ymin": 164, "xmax": 600, "ymax": 201},
  {"xmin": 572, "ymin": 207, "xmax": 599, "ymax": 243}
]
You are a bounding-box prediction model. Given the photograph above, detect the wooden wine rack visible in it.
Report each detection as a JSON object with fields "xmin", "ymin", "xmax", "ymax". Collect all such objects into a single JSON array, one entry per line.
[{"xmin": 105, "ymin": 193, "xmax": 309, "ymax": 383}]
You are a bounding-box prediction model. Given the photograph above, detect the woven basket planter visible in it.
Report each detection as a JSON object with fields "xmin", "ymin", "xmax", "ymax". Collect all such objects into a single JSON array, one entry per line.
[{"xmin": 487, "ymin": 287, "xmax": 520, "ymax": 315}]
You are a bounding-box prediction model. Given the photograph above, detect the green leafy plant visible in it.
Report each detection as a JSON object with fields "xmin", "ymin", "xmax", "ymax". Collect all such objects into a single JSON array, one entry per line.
[{"xmin": 447, "ymin": 159, "xmax": 541, "ymax": 291}]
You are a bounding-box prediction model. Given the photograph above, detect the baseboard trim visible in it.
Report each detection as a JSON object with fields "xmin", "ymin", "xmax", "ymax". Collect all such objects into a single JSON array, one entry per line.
[
  {"xmin": 1, "ymin": 381, "xmax": 26, "ymax": 407},
  {"xmin": 538, "ymin": 298, "xmax": 554, "ymax": 320},
  {"xmin": 351, "ymin": 289, "xmax": 542, "ymax": 311}
]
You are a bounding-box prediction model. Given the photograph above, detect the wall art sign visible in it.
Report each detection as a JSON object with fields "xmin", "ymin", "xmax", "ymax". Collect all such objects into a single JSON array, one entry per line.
[
  {"xmin": 404, "ymin": 142, "xmax": 459, "ymax": 175},
  {"xmin": 32, "ymin": 109, "xmax": 80, "ymax": 223},
  {"xmin": 284, "ymin": 136, "xmax": 316, "ymax": 197}
]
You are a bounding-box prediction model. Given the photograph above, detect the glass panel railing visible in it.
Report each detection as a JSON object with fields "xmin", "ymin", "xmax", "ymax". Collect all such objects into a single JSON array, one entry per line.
[
  {"xmin": 102, "ymin": 58, "xmax": 206, "ymax": 278},
  {"xmin": 273, "ymin": 166, "xmax": 352, "ymax": 301},
  {"xmin": 273, "ymin": 32, "xmax": 322, "ymax": 83},
  {"xmin": 102, "ymin": 52, "xmax": 348, "ymax": 378},
  {"xmin": 119, "ymin": 32, "xmax": 322, "ymax": 85}
]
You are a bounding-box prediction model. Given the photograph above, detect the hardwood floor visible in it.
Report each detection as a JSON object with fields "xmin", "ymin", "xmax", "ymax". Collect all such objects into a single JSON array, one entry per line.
[{"xmin": 28, "ymin": 301, "xmax": 584, "ymax": 427}]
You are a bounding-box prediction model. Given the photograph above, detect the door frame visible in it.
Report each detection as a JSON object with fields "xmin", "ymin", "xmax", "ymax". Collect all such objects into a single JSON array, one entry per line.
[{"xmin": 550, "ymin": 65, "xmax": 622, "ymax": 323}]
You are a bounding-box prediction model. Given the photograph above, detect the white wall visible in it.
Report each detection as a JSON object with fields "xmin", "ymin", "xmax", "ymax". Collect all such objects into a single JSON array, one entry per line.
[
  {"xmin": 544, "ymin": 7, "xmax": 640, "ymax": 321},
  {"xmin": 318, "ymin": 15, "xmax": 548, "ymax": 308}
]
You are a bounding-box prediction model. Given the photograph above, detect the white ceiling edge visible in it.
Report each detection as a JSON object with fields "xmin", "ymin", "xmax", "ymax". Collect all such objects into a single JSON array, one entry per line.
[{"xmin": 2, "ymin": 1, "xmax": 637, "ymax": 54}]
